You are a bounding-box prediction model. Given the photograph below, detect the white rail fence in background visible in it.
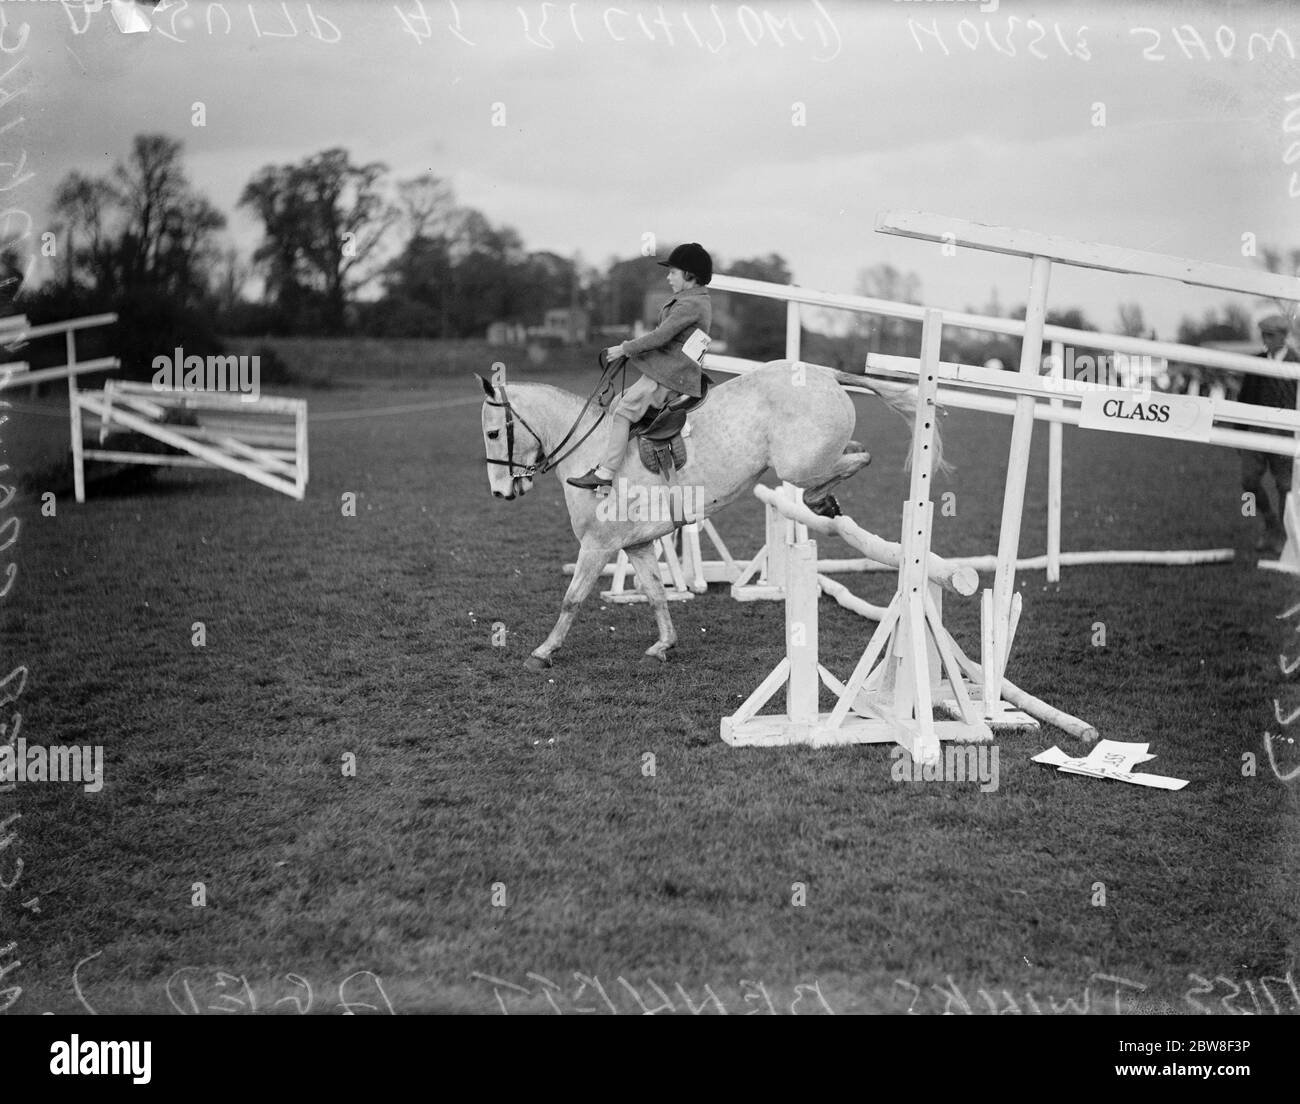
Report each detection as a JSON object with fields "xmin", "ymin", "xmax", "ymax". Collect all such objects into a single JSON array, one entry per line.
[
  {"xmin": 0, "ymin": 314, "xmax": 122, "ymax": 501},
  {"xmin": 0, "ymin": 314, "xmax": 308, "ymax": 502}
]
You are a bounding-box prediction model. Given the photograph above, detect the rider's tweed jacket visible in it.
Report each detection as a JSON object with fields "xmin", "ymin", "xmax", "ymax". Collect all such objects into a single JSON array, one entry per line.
[{"xmin": 621, "ymin": 285, "xmax": 711, "ymax": 398}]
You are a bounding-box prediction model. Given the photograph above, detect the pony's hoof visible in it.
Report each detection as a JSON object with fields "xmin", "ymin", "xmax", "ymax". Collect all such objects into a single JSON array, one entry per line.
[
  {"xmin": 642, "ymin": 645, "xmax": 674, "ymax": 664},
  {"xmin": 805, "ymin": 492, "xmax": 842, "ymax": 519},
  {"xmin": 525, "ymin": 654, "xmax": 553, "ymax": 672}
]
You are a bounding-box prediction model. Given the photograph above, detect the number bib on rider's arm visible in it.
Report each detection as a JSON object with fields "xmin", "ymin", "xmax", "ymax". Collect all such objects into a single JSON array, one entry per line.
[{"xmin": 681, "ymin": 328, "xmax": 711, "ymax": 365}]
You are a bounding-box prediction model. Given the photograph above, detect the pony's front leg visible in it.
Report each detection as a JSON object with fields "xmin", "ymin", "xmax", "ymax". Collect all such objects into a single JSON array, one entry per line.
[
  {"xmin": 526, "ymin": 543, "xmax": 616, "ymax": 672},
  {"xmin": 624, "ymin": 541, "xmax": 677, "ymax": 663}
]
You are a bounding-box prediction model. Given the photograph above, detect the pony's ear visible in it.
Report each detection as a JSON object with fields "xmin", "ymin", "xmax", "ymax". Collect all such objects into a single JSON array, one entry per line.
[{"xmin": 474, "ymin": 372, "xmax": 496, "ymax": 399}]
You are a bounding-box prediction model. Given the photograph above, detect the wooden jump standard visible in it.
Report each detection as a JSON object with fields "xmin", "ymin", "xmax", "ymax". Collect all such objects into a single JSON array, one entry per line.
[{"xmin": 722, "ymin": 311, "xmax": 1097, "ymax": 762}]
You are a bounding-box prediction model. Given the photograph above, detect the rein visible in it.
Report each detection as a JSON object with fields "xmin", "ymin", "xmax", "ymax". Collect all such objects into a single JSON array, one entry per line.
[{"xmin": 484, "ymin": 353, "xmax": 626, "ymax": 479}]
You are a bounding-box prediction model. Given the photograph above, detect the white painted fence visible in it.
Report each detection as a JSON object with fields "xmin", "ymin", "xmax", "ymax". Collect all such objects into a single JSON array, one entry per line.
[
  {"xmin": 867, "ymin": 211, "xmax": 1300, "ymax": 711},
  {"xmin": 0, "ymin": 314, "xmax": 309, "ymax": 502}
]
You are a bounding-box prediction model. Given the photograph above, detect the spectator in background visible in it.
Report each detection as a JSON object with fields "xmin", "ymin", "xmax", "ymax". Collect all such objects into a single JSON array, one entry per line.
[{"xmin": 1239, "ymin": 312, "xmax": 1298, "ymax": 556}]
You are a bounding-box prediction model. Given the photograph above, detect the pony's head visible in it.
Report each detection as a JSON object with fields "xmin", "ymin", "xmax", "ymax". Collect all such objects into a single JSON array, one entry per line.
[{"xmin": 478, "ymin": 372, "xmax": 541, "ymax": 499}]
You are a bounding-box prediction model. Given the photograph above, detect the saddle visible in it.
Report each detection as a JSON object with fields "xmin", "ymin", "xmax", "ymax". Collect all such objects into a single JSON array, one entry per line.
[{"xmin": 629, "ymin": 376, "xmax": 713, "ymax": 477}]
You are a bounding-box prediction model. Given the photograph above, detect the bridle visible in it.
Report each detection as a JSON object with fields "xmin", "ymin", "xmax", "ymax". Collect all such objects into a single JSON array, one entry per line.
[{"xmin": 484, "ymin": 353, "xmax": 626, "ymax": 481}]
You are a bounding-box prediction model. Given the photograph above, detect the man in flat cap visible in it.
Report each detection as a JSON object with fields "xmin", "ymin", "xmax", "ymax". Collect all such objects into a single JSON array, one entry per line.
[{"xmin": 1239, "ymin": 312, "xmax": 1298, "ymax": 556}]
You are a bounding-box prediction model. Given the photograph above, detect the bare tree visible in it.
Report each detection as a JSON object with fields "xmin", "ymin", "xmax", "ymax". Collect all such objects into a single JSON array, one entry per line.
[
  {"xmin": 855, "ymin": 263, "xmax": 922, "ymax": 353},
  {"xmin": 241, "ymin": 148, "xmax": 396, "ymax": 330},
  {"xmin": 212, "ymin": 246, "xmax": 251, "ymax": 313},
  {"xmin": 50, "ymin": 137, "xmax": 225, "ymax": 304},
  {"xmin": 51, "ymin": 171, "xmax": 117, "ymax": 291},
  {"xmin": 396, "ymin": 174, "xmax": 455, "ymax": 246},
  {"xmin": 112, "ymin": 134, "xmax": 193, "ymax": 288}
]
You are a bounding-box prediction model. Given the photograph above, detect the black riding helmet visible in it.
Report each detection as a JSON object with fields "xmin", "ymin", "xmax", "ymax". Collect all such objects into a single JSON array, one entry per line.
[{"xmin": 658, "ymin": 242, "xmax": 713, "ymax": 286}]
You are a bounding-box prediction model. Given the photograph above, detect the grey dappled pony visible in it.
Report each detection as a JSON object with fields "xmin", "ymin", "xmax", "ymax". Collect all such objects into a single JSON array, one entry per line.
[{"xmin": 479, "ymin": 360, "xmax": 928, "ymax": 670}]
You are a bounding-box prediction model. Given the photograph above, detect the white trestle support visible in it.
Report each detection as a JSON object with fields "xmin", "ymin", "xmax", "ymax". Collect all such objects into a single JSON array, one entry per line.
[
  {"xmin": 565, "ymin": 519, "xmax": 741, "ymax": 590},
  {"xmin": 600, "ymin": 530, "xmax": 695, "ymax": 604}
]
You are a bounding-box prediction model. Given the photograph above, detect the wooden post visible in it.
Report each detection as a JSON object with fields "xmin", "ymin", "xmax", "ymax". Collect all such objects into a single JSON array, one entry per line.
[
  {"xmin": 1290, "ymin": 365, "xmax": 1300, "ymax": 567},
  {"xmin": 296, "ymin": 399, "xmax": 309, "ymax": 492},
  {"xmin": 786, "ymin": 540, "xmax": 819, "ymax": 725},
  {"xmin": 784, "ymin": 301, "xmax": 808, "ymax": 543},
  {"xmin": 717, "ymin": 306, "xmax": 812, "ymax": 603},
  {"xmin": 897, "ymin": 311, "xmax": 944, "ymax": 762},
  {"xmin": 988, "ymin": 255, "xmax": 1052, "ymax": 706},
  {"xmin": 1047, "ymin": 339, "xmax": 1064, "ymax": 583},
  {"xmin": 763, "ymin": 492, "xmax": 789, "ymax": 591},
  {"xmin": 67, "ymin": 328, "xmax": 86, "ymax": 505},
  {"xmin": 1261, "ymin": 360, "xmax": 1300, "ymax": 573},
  {"xmin": 679, "ymin": 523, "xmax": 706, "ymax": 592}
]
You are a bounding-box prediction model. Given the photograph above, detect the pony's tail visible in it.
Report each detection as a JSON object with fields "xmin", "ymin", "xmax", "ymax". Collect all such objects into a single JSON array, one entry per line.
[{"xmin": 831, "ymin": 369, "xmax": 952, "ymax": 476}]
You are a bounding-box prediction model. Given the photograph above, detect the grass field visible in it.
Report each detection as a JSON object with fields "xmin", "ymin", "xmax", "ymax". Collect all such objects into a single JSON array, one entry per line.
[{"xmin": 3, "ymin": 348, "xmax": 1299, "ymax": 1016}]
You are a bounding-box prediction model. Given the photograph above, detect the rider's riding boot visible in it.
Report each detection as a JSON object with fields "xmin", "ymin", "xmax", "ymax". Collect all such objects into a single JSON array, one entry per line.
[
  {"xmin": 567, "ymin": 468, "xmax": 613, "ymax": 490},
  {"xmin": 567, "ymin": 415, "xmax": 631, "ymax": 491}
]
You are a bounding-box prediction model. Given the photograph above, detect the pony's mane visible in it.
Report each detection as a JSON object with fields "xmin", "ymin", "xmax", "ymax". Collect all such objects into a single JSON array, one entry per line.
[{"xmin": 504, "ymin": 381, "xmax": 587, "ymax": 406}]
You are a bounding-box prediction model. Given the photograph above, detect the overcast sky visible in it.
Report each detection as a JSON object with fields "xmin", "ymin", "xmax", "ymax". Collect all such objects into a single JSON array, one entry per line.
[{"xmin": 18, "ymin": 0, "xmax": 1300, "ymax": 337}]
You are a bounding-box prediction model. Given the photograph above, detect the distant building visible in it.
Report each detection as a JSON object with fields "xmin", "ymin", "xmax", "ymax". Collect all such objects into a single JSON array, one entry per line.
[
  {"xmin": 527, "ymin": 308, "xmax": 589, "ymax": 345},
  {"xmin": 487, "ymin": 321, "xmax": 528, "ymax": 346}
]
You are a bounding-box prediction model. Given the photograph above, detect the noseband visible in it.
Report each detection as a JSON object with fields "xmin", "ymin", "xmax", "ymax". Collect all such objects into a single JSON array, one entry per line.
[{"xmin": 483, "ymin": 383, "xmax": 546, "ymax": 478}]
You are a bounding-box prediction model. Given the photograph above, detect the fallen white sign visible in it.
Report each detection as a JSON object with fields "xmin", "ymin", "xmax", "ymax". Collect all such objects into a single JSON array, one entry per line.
[{"xmin": 1032, "ymin": 739, "xmax": 1188, "ymax": 790}]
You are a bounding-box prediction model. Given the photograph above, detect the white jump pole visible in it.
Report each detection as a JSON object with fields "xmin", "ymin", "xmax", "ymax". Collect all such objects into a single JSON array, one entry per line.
[
  {"xmin": 67, "ymin": 328, "xmax": 87, "ymax": 505},
  {"xmin": 780, "ymin": 297, "xmax": 807, "ymax": 550},
  {"xmin": 1047, "ymin": 339, "xmax": 1064, "ymax": 584},
  {"xmin": 751, "ymin": 483, "xmax": 979, "ymax": 597},
  {"xmin": 728, "ymin": 299, "xmax": 808, "ymax": 601}
]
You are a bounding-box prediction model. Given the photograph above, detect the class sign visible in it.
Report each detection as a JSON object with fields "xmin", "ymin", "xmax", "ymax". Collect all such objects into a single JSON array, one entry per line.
[{"xmin": 1077, "ymin": 390, "xmax": 1213, "ymax": 442}]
